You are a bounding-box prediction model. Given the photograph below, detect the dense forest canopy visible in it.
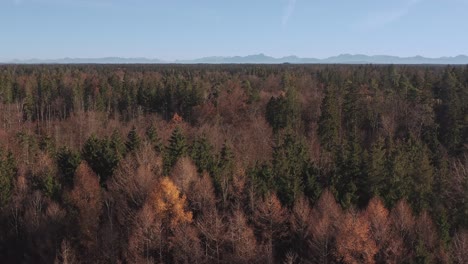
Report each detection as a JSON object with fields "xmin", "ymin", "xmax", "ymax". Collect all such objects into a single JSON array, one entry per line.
[{"xmin": 0, "ymin": 64, "xmax": 467, "ymax": 263}]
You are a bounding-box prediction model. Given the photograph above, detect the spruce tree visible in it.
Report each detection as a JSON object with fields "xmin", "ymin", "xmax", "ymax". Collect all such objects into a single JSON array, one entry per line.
[
  {"xmin": 213, "ymin": 142, "xmax": 235, "ymax": 205},
  {"xmin": 190, "ymin": 134, "xmax": 214, "ymax": 173},
  {"xmin": 56, "ymin": 146, "xmax": 81, "ymax": 188},
  {"xmin": 318, "ymin": 85, "xmax": 340, "ymax": 151},
  {"xmin": 248, "ymin": 162, "xmax": 274, "ymax": 198},
  {"xmin": 365, "ymin": 137, "xmax": 387, "ymax": 198},
  {"xmin": 126, "ymin": 126, "xmax": 141, "ymax": 152},
  {"xmin": 0, "ymin": 150, "xmax": 16, "ymax": 208},
  {"xmin": 272, "ymin": 132, "xmax": 308, "ymax": 207},
  {"xmin": 82, "ymin": 135, "xmax": 120, "ymax": 187},
  {"xmin": 146, "ymin": 124, "xmax": 163, "ymax": 153},
  {"xmin": 164, "ymin": 126, "xmax": 187, "ymax": 174},
  {"xmin": 266, "ymin": 87, "xmax": 300, "ymax": 133}
]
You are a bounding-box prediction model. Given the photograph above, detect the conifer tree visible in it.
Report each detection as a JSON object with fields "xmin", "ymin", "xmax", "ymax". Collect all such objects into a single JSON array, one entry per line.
[
  {"xmin": 365, "ymin": 137, "xmax": 387, "ymax": 198},
  {"xmin": 0, "ymin": 150, "xmax": 17, "ymax": 208},
  {"xmin": 266, "ymin": 87, "xmax": 300, "ymax": 133},
  {"xmin": 248, "ymin": 162, "xmax": 274, "ymax": 199},
  {"xmin": 213, "ymin": 142, "xmax": 234, "ymax": 205},
  {"xmin": 146, "ymin": 124, "xmax": 163, "ymax": 153},
  {"xmin": 56, "ymin": 146, "xmax": 81, "ymax": 188},
  {"xmin": 190, "ymin": 134, "xmax": 214, "ymax": 173},
  {"xmin": 110, "ymin": 130, "xmax": 126, "ymax": 158},
  {"xmin": 272, "ymin": 132, "xmax": 309, "ymax": 206},
  {"xmin": 126, "ymin": 126, "xmax": 141, "ymax": 152},
  {"xmin": 318, "ymin": 85, "xmax": 340, "ymax": 151},
  {"xmin": 82, "ymin": 135, "xmax": 120, "ymax": 187},
  {"xmin": 164, "ymin": 126, "xmax": 187, "ymax": 174}
]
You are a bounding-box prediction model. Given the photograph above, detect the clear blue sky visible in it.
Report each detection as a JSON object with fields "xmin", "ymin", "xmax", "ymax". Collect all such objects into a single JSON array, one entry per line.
[{"xmin": 2, "ymin": 0, "xmax": 468, "ymax": 60}]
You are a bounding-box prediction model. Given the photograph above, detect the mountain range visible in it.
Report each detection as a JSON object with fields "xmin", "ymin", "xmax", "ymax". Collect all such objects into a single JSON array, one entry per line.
[{"xmin": 3, "ymin": 54, "xmax": 468, "ymax": 64}]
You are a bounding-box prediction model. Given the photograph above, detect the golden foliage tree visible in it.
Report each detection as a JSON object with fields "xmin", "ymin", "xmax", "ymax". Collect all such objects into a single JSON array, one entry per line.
[
  {"xmin": 335, "ymin": 210, "xmax": 378, "ymax": 264},
  {"xmin": 152, "ymin": 177, "xmax": 192, "ymax": 228}
]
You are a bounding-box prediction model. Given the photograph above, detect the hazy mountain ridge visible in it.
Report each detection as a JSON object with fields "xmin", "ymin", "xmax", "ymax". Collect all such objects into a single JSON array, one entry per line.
[{"xmin": 4, "ymin": 54, "xmax": 468, "ymax": 64}]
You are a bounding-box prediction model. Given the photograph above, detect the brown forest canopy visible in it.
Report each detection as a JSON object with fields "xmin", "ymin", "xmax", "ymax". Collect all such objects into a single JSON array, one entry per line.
[{"xmin": 0, "ymin": 64, "xmax": 467, "ymax": 263}]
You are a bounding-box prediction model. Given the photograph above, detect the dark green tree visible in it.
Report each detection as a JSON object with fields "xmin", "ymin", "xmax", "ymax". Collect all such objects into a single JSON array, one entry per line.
[
  {"xmin": 213, "ymin": 142, "xmax": 235, "ymax": 205},
  {"xmin": 110, "ymin": 130, "xmax": 126, "ymax": 158},
  {"xmin": 190, "ymin": 134, "xmax": 215, "ymax": 173},
  {"xmin": 318, "ymin": 85, "xmax": 341, "ymax": 151},
  {"xmin": 0, "ymin": 150, "xmax": 17, "ymax": 208},
  {"xmin": 272, "ymin": 132, "xmax": 309, "ymax": 207},
  {"xmin": 331, "ymin": 133, "xmax": 364, "ymax": 208},
  {"xmin": 126, "ymin": 126, "xmax": 141, "ymax": 152},
  {"xmin": 248, "ymin": 162, "xmax": 274, "ymax": 199},
  {"xmin": 56, "ymin": 146, "xmax": 81, "ymax": 188},
  {"xmin": 242, "ymin": 80, "xmax": 260, "ymax": 104},
  {"xmin": 146, "ymin": 124, "xmax": 163, "ymax": 153},
  {"xmin": 365, "ymin": 137, "xmax": 388, "ymax": 198},
  {"xmin": 164, "ymin": 127, "xmax": 188, "ymax": 174},
  {"xmin": 434, "ymin": 69, "xmax": 463, "ymax": 154},
  {"xmin": 302, "ymin": 162, "xmax": 322, "ymax": 204},
  {"xmin": 82, "ymin": 135, "xmax": 120, "ymax": 187},
  {"xmin": 266, "ymin": 88, "xmax": 300, "ymax": 133}
]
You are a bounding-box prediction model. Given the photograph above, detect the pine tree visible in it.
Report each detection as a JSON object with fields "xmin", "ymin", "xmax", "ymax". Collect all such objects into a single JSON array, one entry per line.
[
  {"xmin": 318, "ymin": 85, "xmax": 340, "ymax": 151},
  {"xmin": 332, "ymin": 133, "xmax": 364, "ymax": 208},
  {"xmin": 435, "ymin": 69, "xmax": 463, "ymax": 154},
  {"xmin": 302, "ymin": 162, "xmax": 322, "ymax": 204},
  {"xmin": 365, "ymin": 137, "xmax": 387, "ymax": 198},
  {"xmin": 272, "ymin": 132, "xmax": 308, "ymax": 206},
  {"xmin": 110, "ymin": 129, "xmax": 126, "ymax": 158},
  {"xmin": 242, "ymin": 80, "xmax": 260, "ymax": 104},
  {"xmin": 408, "ymin": 141, "xmax": 434, "ymax": 212},
  {"xmin": 190, "ymin": 134, "xmax": 214, "ymax": 173},
  {"xmin": 164, "ymin": 126, "xmax": 187, "ymax": 174},
  {"xmin": 82, "ymin": 135, "xmax": 120, "ymax": 187},
  {"xmin": 248, "ymin": 162, "xmax": 274, "ymax": 198},
  {"xmin": 266, "ymin": 87, "xmax": 300, "ymax": 133},
  {"xmin": 0, "ymin": 150, "xmax": 17, "ymax": 208},
  {"xmin": 126, "ymin": 126, "xmax": 141, "ymax": 152},
  {"xmin": 213, "ymin": 142, "xmax": 234, "ymax": 206},
  {"xmin": 56, "ymin": 146, "xmax": 81, "ymax": 188},
  {"xmin": 146, "ymin": 124, "xmax": 163, "ymax": 153}
]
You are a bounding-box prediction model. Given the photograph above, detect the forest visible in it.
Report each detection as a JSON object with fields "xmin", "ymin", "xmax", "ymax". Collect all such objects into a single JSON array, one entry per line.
[{"xmin": 0, "ymin": 63, "xmax": 466, "ymax": 263}]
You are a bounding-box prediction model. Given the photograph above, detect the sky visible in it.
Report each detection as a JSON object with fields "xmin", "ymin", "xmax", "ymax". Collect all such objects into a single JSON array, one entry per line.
[{"xmin": 1, "ymin": 0, "xmax": 468, "ymax": 61}]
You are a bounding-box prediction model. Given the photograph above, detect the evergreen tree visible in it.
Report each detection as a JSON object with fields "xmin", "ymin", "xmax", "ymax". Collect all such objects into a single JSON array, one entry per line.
[
  {"xmin": 0, "ymin": 150, "xmax": 17, "ymax": 208},
  {"xmin": 265, "ymin": 87, "xmax": 300, "ymax": 133},
  {"xmin": 82, "ymin": 135, "xmax": 120, "ymax": 187},
  {"xmin": 365, "ymin": 137, "xmax": 387, "ymax": 198},
  {"xmin": 146, "ymin": 124, "xmax": 163, "ymax": 153},
  {"xmin": 164, "ymin": 126, "xmax": 187, "ymax": 174},
  {"xmin": 383, "ymin": 143, "xmax": 412, "ymax": 207},
  {"xmin": 409, "ymin": 143, "xmax": 434, "ymax": 212},
  {"xmin": 110, "ymin": 130, "xmax": 126, "ymax": 158},
  {"xmin": 242, "ymin": 80, "xmax": 260, "ymax": 104},
  {"xmin": 248, "ymin": 162, "xmax": 274, "ymax": 198},
  {"xmin": 56, "ymin": 146, "xmax": 81, "ymax": 188},
  {"xmin": 190, "ymin": 134, "xmax": 215, "ymax": 173},
  {"xmin": 435, "ymin": 69, "xmax": 463, "ymax": 154},
  {"xmin": 302, "ymin": 162, "xmax": 322, "ymax": 204},
  {"xmin": 342, "ymin": 81, "xmax": 361, "ymax": 135},
  {"xmin": 126, "ymin": 126, "xmax": 141, "ymax": 152},
  {"xmin": 436, "ymin": 209, "xmax": 451, "ymax": 250},
  {"xmin": 272, "ymin": 132, "xmax": 309, "ymax": 206},
  {"xmin": 332, "ymin": 133, "xmax": 364, "ymax": 208},
  {"xmin": 318, "ymin": 85, "xmax": 341, "ymax": 151},
  {"xmin": 213, "ymin": 142, "xmax": 235, "ymax": 205}
]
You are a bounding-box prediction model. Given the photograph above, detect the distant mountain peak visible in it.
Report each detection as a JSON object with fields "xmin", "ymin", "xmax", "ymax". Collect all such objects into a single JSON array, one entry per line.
[{"xmin": 3, "ymin": 54, "xmax": 468, "ymax": 64}]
